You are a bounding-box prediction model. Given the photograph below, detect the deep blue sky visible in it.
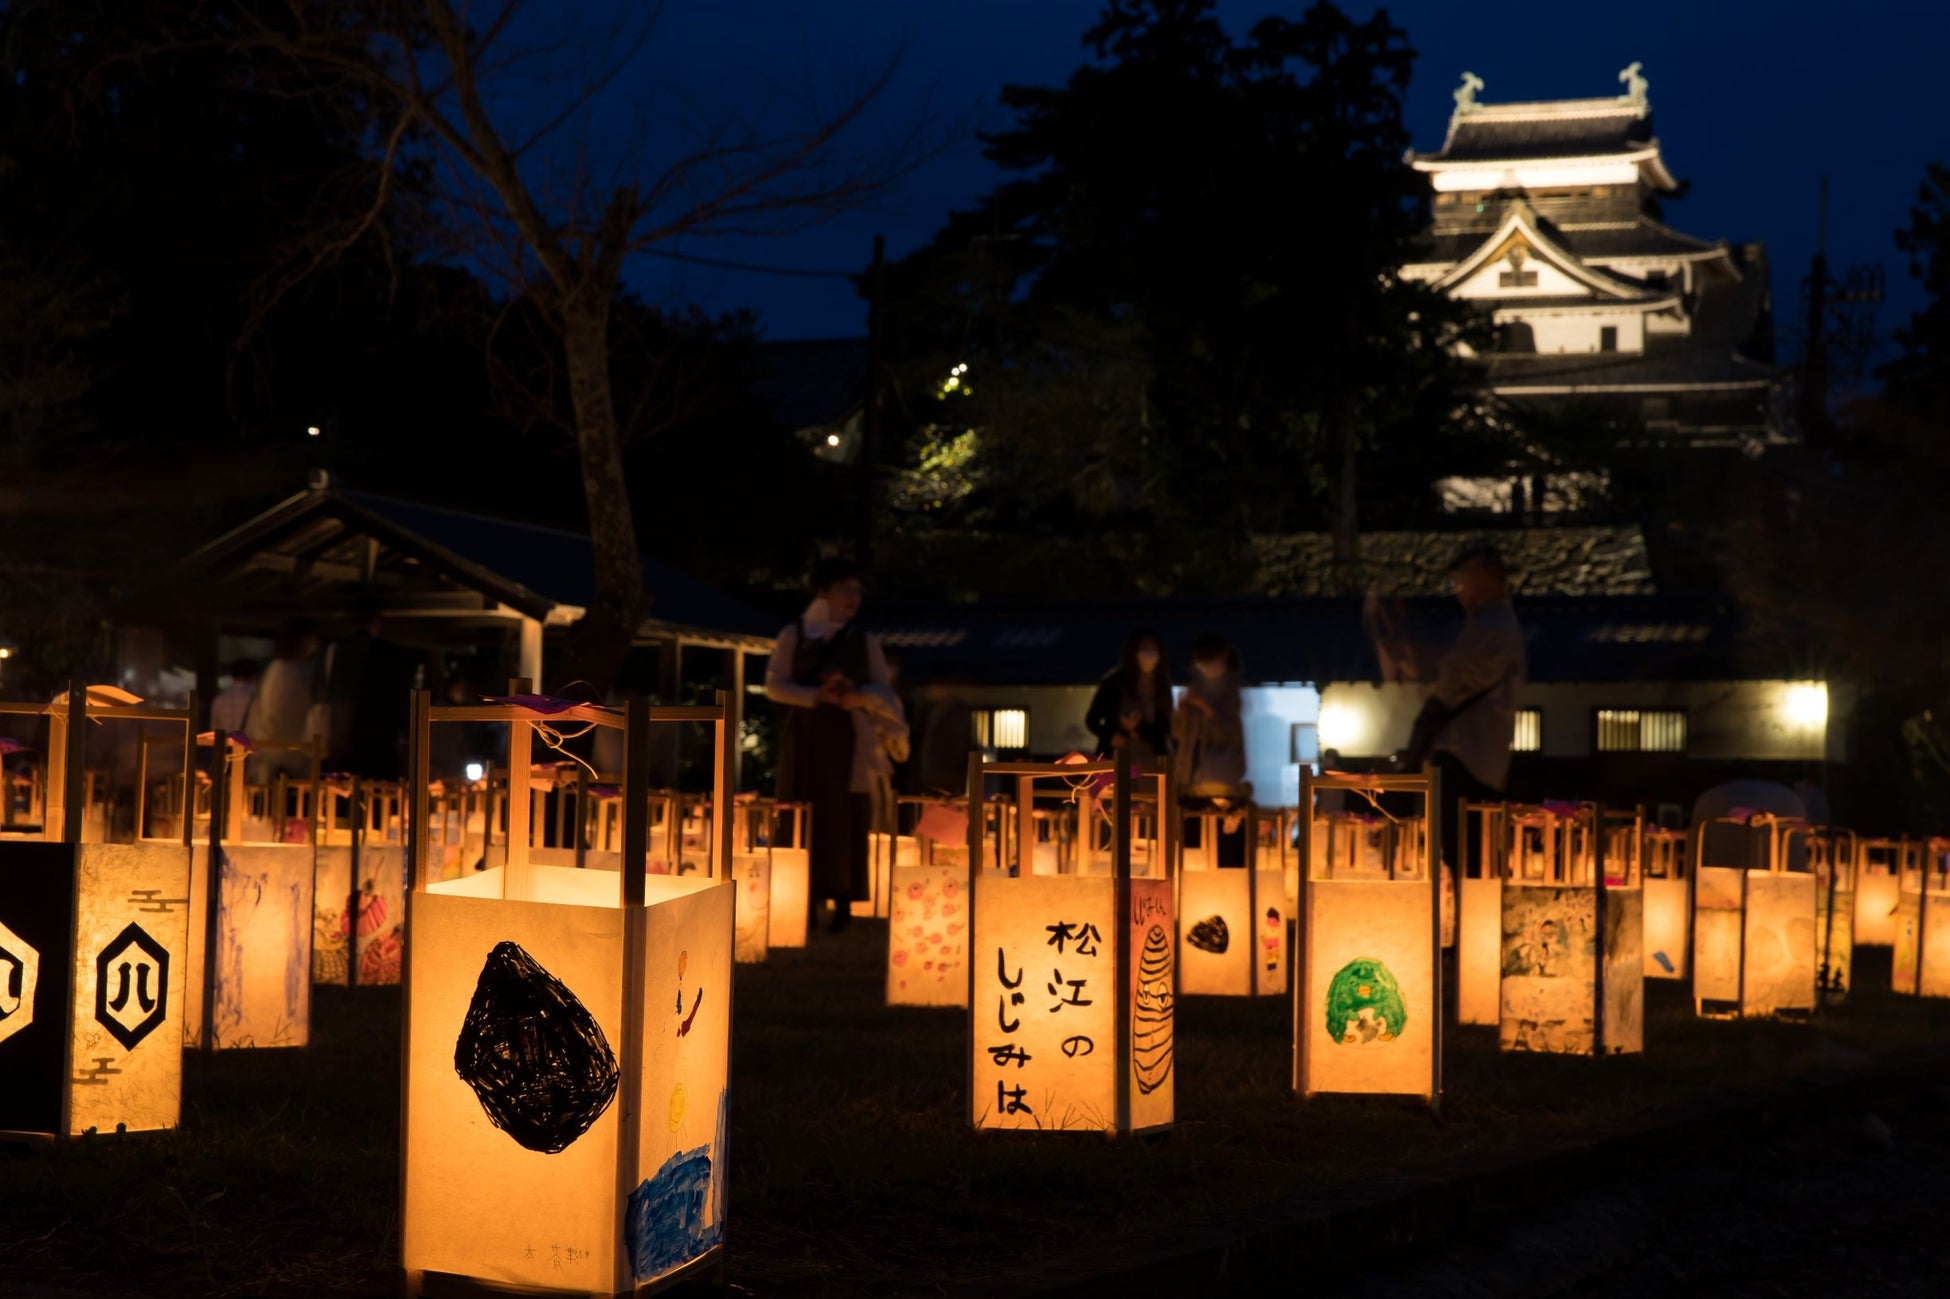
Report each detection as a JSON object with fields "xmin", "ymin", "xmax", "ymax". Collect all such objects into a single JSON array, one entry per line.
[{"xmin": 624, "ymin": 0, "xmax": 1949, "ymax": 369}]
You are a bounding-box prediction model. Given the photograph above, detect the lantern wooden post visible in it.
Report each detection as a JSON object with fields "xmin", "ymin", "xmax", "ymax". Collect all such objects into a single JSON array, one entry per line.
[
  {"xmin": 0, "ymin": 687, "xmax": 196, "ymax": 1139},
  {"xmin": 1812, "ymin": 827, "xmax": 1855, "ymax": 1005},
  {"xmin": 401, "ymin": 692, "xmax": 733, "ymax": 1295},
  {"xmin": 1294, "ymin": 766, "xmax": 1441, "ymax": 1113},
  {"xmin": 965, "ymin": 755, "xmax": 1175, "ymax": 1134}
]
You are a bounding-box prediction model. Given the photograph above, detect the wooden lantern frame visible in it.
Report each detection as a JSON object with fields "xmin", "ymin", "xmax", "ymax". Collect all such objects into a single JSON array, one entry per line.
[
  {"xmin": 1454, "ymin": 799, "xmax": 1510, "ymax": 1026},
  {"xmin": 0, "ymin": 684, "xmax": 197, "ymax": 1139},
  {"xmin": 400, "ymin": 688, "xmax": 736, "ymax": 1296},
  {"xmin": 964, "ymin": 754, "xmax": 1177, "ymax": 1135},
  {"xmin": 1293, "ymin": 767, "xmax": 1443, "ymax": 1112}
]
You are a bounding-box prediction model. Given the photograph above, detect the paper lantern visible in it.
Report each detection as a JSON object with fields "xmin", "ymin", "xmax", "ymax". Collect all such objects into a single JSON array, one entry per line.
[
  {"xmin": 1855, "ymin": 839, "xmax": 1902, "ymax": 947},
  {"xmin": 1176, "ymin": 808, "xmax": 1287, "ymax": 997},
  {"xmin": 763, "ymin": 802, "xmax": 810, "ymax": 950},
  {"xmin": 1806, "ymin": 828, "xmax": 1856, "ymax": 1004},
  {"xmin": 1294, "ymin": 769, "xmax": 1441, "ymax": 1109},
  {"xmin": 968, "ymin": 756, "xmax": 1175, "ymax": 1134},
  {"xmin": 1895, "ymin": 839, "xmax": 1950, "ymax": 999},
  {"xmin": 1640, "ymin": 826, "xmax": 1690, "ymax": 980},
  {"xmin": 1497, "ymin": 803, "xmax": 1642, "ymax": 1055},
  {"xmin": 0, "ymin": 686, "xmax": 195, "ymax": 1138},
  {"xmin": 1693, "ymin": 815, "xmax": 1817, "ymax": 1018},
  {"xmin": 885, "ymin": 799, "xmax": 977, "ymax": 1007},
  {"xmin": 177, "ymin": 737, "xmax": 320, "ymax": 1049},
  {"xmin": 1454, "ymin": 801, "xmax": 1509, "ymax": 1027},
  {"xmin": 312, "ymin": 841, "xmax": 406, "ymax": 987},
  {"xmin": 401, "ymin": 692, "xmax": 735, "ymax": 1294}
]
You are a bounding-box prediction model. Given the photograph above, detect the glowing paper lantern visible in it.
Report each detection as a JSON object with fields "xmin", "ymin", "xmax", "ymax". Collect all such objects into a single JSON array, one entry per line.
[
  {"xmin": 1740, "ymin": 818, "xmax": 1816, "ymax": 1018},
  {"xmin": 0, "ymin": 686, "xmax": 195, "ymax": 1137},
  {"xmin": 968, "ymin": 757, "xmax": 1174, "ymax": 1134},
  {"xmin": 1454, "ymin": 801, "xmax": 1508, "ymax": 1027},
  {"xmin": 1899, "ymin": 839, "xmax": 1950, "ymax": 999},
  {"xmin": 1641, "ymin": 826, "xmax": 1690, "ymax": 980},
  {"xmin": 886, "ymin": 800, "xmax": 972, "ymax": 1007},
  {"xmin": 178, "ymin": 736, "xmax": 320, "ymax": 1049},
  {"xmin": 401, "ymin": 692, "xmax": 735, "ymax": 1293},
  {"xmin": 765, "ymin": 802, "xmax": 810, "ymax": 950},
  {"xmin": 733, "ymin": 851, "xmax": 770, "ymax": 964},
  {"xmin": 1497, "ymin": 803, "xmax": 1642, "ymax": 1055},
  {"xmin": 1855, "ymin": 839, "xmax": 1902, "ymax": 947},
  {"xmin": 1294, "ymin": 769, "xmax": 1441, "ymax": 1109},
  {"xmin": 1176, "ymin": 809, "xmax": 1287, "ymax": 997},
  {"xmin": 1808, "ymin": 828, "xmax": 1856, "ymax": 1004}
]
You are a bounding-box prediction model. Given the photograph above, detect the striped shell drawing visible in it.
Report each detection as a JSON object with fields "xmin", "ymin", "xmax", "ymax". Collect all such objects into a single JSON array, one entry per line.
[{"xmin": 1132, "ymin": 923, "xmax": 1175, "ymax": 1094}]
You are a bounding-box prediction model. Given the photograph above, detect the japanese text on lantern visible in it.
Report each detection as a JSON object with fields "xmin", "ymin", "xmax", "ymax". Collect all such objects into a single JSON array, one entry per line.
[{"xmin": 981, "ymin": 901, "xmax": 1113, "ymax": 1130}]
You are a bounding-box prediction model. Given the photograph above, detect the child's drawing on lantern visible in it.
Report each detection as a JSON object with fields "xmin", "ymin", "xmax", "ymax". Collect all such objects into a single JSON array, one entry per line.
[{"xmin": 1325, "ymin": 957, "xmax": 1405, "ymax": 1046}]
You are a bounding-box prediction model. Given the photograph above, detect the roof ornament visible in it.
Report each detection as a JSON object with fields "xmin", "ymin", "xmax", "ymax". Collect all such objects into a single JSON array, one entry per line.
[
  {"xmin": 1618, "ymin": 61, "xmax": 1649, "ymax": 107},
  {"xmin": 1453, "ymin": 70, "xmax": 1485, "ymax": 115}
]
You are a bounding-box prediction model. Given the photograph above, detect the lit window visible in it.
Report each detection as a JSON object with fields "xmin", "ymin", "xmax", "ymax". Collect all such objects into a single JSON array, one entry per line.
[
  {"xmin": 972, "ymin": 707, "xmax": 1028, "ymax": 753},
  {"xmin": 1511, "ymin": 709, "xmax": 1542, "ymax": 753},
  {"xmin": 1596, "ymin": 709, "xmax": 1686, "ymax": 754}
]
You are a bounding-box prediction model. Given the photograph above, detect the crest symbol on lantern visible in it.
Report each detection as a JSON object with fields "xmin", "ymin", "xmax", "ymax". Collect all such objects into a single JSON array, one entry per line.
[
  {"xmin": 95, "ymin": 922, "xmax": 170, "ymax": 1051},
  {"xmin": 0, "ymin": 919, "xmax": 40, "ymax": 1047}
]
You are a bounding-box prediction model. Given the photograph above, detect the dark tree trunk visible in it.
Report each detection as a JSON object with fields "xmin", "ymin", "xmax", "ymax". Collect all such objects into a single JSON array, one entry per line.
[
  {"xmin": 1327, "ymin": 387, "xmax": 1361, "ymax": 594},
  {"xmin": 557, "ymin": 301, "xmax": 645, "ymax": 693}
]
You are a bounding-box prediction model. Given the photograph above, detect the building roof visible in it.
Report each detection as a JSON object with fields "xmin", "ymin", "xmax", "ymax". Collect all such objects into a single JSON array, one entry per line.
[
  {"xmin": 871, "ymin": 595, "xmax": 1819, "ymax": 689},
  {"xmin": 1420, "ymin": 99, "xmax": 1656, "ymax": 164},
  {"xmin": 161, "ymin": 486, "xmax": 777, "ymax": 650},
  {"xmin": 1413, "ymin": 216, "xmax": 1721, "ymax": 267},
  {"xmin": 1486, "ymin": 346, "xmax": 1778, "ymax": 393}
]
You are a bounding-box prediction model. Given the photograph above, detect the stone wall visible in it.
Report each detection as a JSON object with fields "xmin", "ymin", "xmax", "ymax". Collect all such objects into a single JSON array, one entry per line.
[{"xmin": 1251, "ymin": 527, "xmax": 1655, "ymax": 597}]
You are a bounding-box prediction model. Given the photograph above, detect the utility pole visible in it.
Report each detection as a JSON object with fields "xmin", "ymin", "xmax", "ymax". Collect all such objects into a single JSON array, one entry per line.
[
  {"xmin": 860, "ymin": 233, "xmax": 885, "ymax": 576},
  {"xmin": 1799, "ymin": 178, "xmax": 1884, "ymax": 449}
]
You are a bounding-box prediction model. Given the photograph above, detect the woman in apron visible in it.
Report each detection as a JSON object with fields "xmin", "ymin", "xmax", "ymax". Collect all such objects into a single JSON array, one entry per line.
[{"xmin": 765, "ymin": 558, "xmax": 893, "ymax": 932}]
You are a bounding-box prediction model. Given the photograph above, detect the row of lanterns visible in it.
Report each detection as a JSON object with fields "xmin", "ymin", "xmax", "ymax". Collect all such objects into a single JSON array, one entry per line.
[{"xmin": 9, "ymin": 686, "xmax": 1950, "ymax": 1294}]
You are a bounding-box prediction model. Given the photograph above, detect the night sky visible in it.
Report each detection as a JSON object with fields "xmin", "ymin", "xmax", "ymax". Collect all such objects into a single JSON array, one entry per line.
[{"xmin": 627, "ymin": 1, "xmax": 1950, "ymax": 372}]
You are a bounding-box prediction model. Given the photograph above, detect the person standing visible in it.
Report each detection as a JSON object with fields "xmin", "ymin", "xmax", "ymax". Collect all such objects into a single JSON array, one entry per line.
[
  {"xmin": 1174, "ymin": 633, "xmax": 1252, "ymax": 866},
  {"xmin": 1409, "ymin": 545, "xmax": 1527, "ymax": 869},
  {"xmin": 246, "ymin": 626, "xmax": 317, "ymax": 781},
  {"xmin": 211, "ymin": 658, "xmax": 259, "ymax": 736},
  {"xmin": 324, "ymin": 602, "xmax": 419, "ymax": 781},
  {"xmin": 765, "ymin": 558, "xmax": 895, "ymax": 933},
  {"xmin": 1085, "ymin": 630, "xmax": 1173, "ymax": 761}
]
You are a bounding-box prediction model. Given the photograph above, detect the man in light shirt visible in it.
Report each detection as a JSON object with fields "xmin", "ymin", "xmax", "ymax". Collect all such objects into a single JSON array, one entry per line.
[{"xmin": 1426, "ymin": 545, "xmax": 1527, "ymax": 867}]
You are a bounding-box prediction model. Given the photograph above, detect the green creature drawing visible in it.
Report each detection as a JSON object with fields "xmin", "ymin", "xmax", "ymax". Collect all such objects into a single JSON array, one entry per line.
[{"xmin": 1325, "ymin": 957, "xmax": 1407, "ymax": 1047}]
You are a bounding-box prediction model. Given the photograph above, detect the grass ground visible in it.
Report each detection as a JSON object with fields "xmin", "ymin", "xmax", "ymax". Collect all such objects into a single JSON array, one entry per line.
[{"xmin": 3, "ymin": 929, "xmax": 1947, "ymax": 1297}]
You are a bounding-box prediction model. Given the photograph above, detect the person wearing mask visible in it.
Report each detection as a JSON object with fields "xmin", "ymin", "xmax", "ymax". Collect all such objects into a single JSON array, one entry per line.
[
  {"xmin": 765, "ymin": 557, "xmax": 899, "ymax": 933},
  {"xmin": 1400, "ymin": 545, "xmax": 1527, "ymax": 872},
  {"xmin": 211, "ymin": 658, "xmax": 258, "ymax": 736},
  {"xmin": 1174, "ymin": 632, "xmax": 1252, "ymax": 866},
  {"xmin": 1085, "ymin": 630, "xmax": 1173, "ymax": 761}
]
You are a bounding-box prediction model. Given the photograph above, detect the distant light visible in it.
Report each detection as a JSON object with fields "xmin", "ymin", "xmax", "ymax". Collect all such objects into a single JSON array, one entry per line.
[
  {"xmin": 1316, "ymin": 701, "xmax": 1366, "ymax": 752},
  {"xmin": 307, "ymin": 425, "xmax": 321, "ymax": 437},
  {"xmin": 825, "ymin": 433, "xmax": 841, "ymax": 447},
  {"xmin": 0, "ymin": 647, "xmax": 11, "ymax": 659},
  {"xmin": 1784, "ymin": 682, "xmax": 1828, "ymax": 729},
  {"xmin": 464, "ymin": 761, "xmax": 485, "ymax": 783}
]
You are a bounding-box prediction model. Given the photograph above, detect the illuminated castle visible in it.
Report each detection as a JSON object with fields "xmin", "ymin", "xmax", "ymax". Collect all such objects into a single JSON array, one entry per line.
[{"xmin": 1404, "ymin": 65, "xmax": 1781, "ymax": 510}]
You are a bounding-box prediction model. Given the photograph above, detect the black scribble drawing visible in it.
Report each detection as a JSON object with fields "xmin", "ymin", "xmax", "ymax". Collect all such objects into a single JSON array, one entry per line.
[
  {"xmin": 677, "ymin": 987, "xmax": 703, "ymax": 1038},
  {"xmin": 1132, "ymin": 924, "xmax": 1175, "ymax": 1094},
  {"xmin": 454, "ymin": 941, "xmax": 619, "ymax": 1153},
  {"xmin": 1187, "ymin": 915, "xmax": 1229, "ymax": 955}
]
